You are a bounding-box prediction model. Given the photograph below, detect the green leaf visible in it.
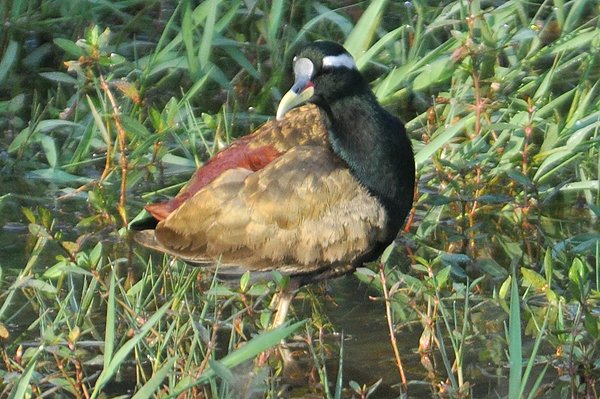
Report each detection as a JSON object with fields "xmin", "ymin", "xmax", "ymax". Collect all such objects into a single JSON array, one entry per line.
[
  {"xmin": 3, "ymin": 93, "xmax": 25, "ymax": 113},
  {"xmin": 54, "ymin": 38, "xmax": 85, "ymax": 57},
  {"xmin": 562, "ymin": 0, "xmax": 587, "ymax": 33},
  {"xmin": 560, "ymin": 180, "xmax": 600, "ymax": 192},
  {"xmin": 9, "ymin": 120, "xmax": 81, "ymax": 153},
  {"xmin": 240, "ymin": 271, "xmax": 250, "ymax": 292},
  {"xmin": 434, "ymin": 265, "xmax": 452, "ymax": 287},
  {"xmin": 37, "ymin": 119, "xmax": 81, "ymax": 133},
  {"xmin": 344, "ymin": 0, "xmax": 388, "ymax": 58},
  {"xmin": 550, "ymin": 30, "xmax": 598, "ymax": 55},
  {"xmin": 476, "ymin": 258, "xmax": 508, "ymax": 279},
  {"xmin": 205, "ymin": 285, "xmax": 235, "ymax": 296},
  {"xmin": 380, "ymin": 243, "xmax": 395, "ymax": 263},
  {"xmin": 568, "ymin": 257, "xmax": 587, "ymax": 300},
  {"xmin": 334, "ymin": 334, "xmax": 344, "ymax": 399},
  {"xmin": 39, "ymin": 134, "xmax": 58, "ymax": 168},
  {"xmin": 499, "ymin": 275, "xmax": 511, "ymax": 300},
  {"xmin": 26, "ymin": 169, "xmax": 92, "ymax": 185},
  {"xmin": 521, "ymin": 268, "xmax": 546, "ymax": 291},
  {"xmin": 506, "ymin": 169, "xmax": 533, "ymax": 188},
  {"xmin": 39, "ymin": 72, "xmax": 78, "ymax": 85},
  {"xmin": 22, "ymin": 278, "xmax": 57, "ymax": 294},
  {"xmin": 22, "ymin": 207, "xmax": 35, "ymax": 224},
  {"xmin": 415, "ymin": 115, "xmax": 476, "ymax": 166},
  {"xmin": 412, "ymin": 55, "xmax": 455, "ymax": 91},
  {"xmin": 520, "ymin": 310, "xmax": 550, "ymax": 399},
  {"xmin": 89, "ymin": 242, "xmax": 103, "ymax": 267},
  {"xmin": 583, "ymin": 309, "xmax": 598, "ymax": 337},
  {"xmin": 43, "ymin": 262, "xmax": 93, "ymax": 279},
  {"xmin": 565, "ymin": 84, "xmax": 599, "ymax": 132},
  {"xmin": 292, "ymin": 4, "xmax": 353, "ymax": 50},
  {"xmin": 0, "ymin": 40, "xmax": 18, "ymax": 84},
  {"xmin": 69, "ymin": 123, "xmax": 97, "ymax": 166},
  {"xmin": 533, "ymin": 145, "xmax": 581, "ymax": 183},
  {"xmin": 120, "ymin": 115, "xmax": 152, "ymax": 139},
  {"xmin": 247, "ymin": 283, "xmax": 269, "ymax": 296},
  {"xmin": 349, "ymin": 380, "xmax": 361, "ymax": 393},
  {"xmin": 223, "ymin": 46, "xmax": 260, "ymax": 79}
]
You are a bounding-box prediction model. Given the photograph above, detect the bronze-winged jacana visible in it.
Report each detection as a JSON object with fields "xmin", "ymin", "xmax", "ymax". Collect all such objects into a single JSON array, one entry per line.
[{"xmin": 131, "ymin": 41, "xmax": 415, "ymax": 326}]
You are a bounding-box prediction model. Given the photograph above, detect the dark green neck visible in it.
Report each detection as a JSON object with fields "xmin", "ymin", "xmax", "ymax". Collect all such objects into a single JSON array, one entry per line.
[{"xmin": 314, "ymin": 74, "xmax": 415, "ymax": 233}]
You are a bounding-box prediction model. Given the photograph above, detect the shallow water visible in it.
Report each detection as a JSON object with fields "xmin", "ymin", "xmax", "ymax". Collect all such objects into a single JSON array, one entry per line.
[{"xmin": 306, "ymin": 276, "xmax": 563, "ymax": 399}]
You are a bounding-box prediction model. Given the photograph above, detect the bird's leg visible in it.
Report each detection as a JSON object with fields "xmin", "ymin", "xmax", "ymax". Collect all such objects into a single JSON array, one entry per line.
[
  {"xmin": 271, "ymin": 278, "xmax": 300, "ymax": 329},
  {"xmin": 269, "ymin": 278, "xmax": 302, "ymax": 374}
]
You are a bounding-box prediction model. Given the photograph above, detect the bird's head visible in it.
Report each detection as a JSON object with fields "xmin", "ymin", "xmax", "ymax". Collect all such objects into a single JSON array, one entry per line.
[{"xmin": 276, "ymin": 41, "xmax": 366, "ymax": 120}]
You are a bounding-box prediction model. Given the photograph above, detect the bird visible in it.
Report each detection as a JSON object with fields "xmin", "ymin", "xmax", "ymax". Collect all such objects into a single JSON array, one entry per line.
[{"xmin": 131, "ymin": 40, "xmax": 415, "ymax": 327}]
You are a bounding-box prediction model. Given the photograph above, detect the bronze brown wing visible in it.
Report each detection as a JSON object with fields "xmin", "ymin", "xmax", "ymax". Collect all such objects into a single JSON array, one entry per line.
[
  {"xmin": 135, "ymin": 145, "xmax": 389, "ymax": 276},
  {"xmin": 143, "ymin": 105, "xmax": 328, "ymax": 220}
]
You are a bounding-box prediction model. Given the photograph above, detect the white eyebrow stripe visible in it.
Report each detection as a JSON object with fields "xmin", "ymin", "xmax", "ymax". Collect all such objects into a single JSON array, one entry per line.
[{"xmin": 322, "ymin": 53, "xmax": 356, "ymax": 69}]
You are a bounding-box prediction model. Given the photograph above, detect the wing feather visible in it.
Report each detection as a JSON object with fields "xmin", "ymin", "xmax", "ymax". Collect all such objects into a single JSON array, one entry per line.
[{"xmin": 152, "ymin": 146, "xmax": 388, "ymax": 274}]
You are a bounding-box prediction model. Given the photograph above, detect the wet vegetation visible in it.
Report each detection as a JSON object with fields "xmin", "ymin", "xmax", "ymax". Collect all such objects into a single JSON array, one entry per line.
[{"xmin": 1, "ymin": 0, "xmax": 599, "ymax": 398}]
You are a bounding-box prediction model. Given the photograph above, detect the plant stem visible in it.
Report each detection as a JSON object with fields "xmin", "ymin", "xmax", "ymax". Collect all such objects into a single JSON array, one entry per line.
[
  {"xmin": 100, "ymin": 75, "xmax": 129, "ymax": 227},
  {"xmin": 379, "ymin": 262, "xmax": 408, "ymax": 392}
]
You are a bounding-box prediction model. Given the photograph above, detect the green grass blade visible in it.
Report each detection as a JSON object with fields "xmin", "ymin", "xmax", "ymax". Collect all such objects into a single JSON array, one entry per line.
[
  {"xmin": 412, "ymin": 55, "xmax": 455, "ymax": 91},
  {"xmin": 0, "ymin": 228, "xmax": 49, "ymax": 319},
  {"xmin": 563, "ymin": 0, "xmax": 587, "ymax": 33},
  {"xmin": 131, "ymin": 357, "xmax": 176, "ymax": 399},
  {"xmin": 91, "ymin": 299, "xmax": 174, "ymax": 399},
  {"xmin": 180, "ymin": 69, "xmax": 213, "ymax": 104},
  {"xmin": 182, "ymin": 0, "xmax": 199, "ymax": 76},
  {"xmin": 0, "ymin": 40, "xmax": 18, "ymax": 85},
  {"xmin": 565, "ymin": 83, "xmax": 599, "ymax": 132},
  {"xmin": 533, "ymin": 57, "xmax": 560, "ymax": 102},
  {"xmin": 103, "ymin": 271, "xmax": 116, "ymax": 370},
  {"xmin": 70, "ymin": 123, "xmax": 97, "ymax": 166},
  {"xmin": 508, "ymin": 267, "xmax": 522, "ymax": 399},
  {"xmin": 334, "ymin": 333, "xmax": 344, "ymax": 399},
  {"xmin": 550, "ymin": 29, "xmax": 598, "ymax": 56},
  {"xmin": 374, "ymin": 39, "xmax": 458, "ymax": 101},
  {"xmin": 170, "ymin": 320, "xmax": 306, "ymax": 396},
  {"xmin": 344, "ymin": 0, "xmax": 388, "ymax": 57},
  {"xmin": 553, "ymin": 0, "xmax": 565, "ymax": 29},
  {"xmin": 223, "ymin": 46, "xmax": 260, "ymax": 79},
  {"xmin": 199, "ymin": 0, "xmax": 218, "ymax": 69},
  {"xmin": 268, "ymin": 0, "xmax": 284, "ymax": 47},
  {"xmin": 86, "ymin": 95, "xmax": 110, "ymax": 144},
  {"xmin": 526, "ymin": 363, "xmax": 550, "ymax": 399},
  {"xmin": 434, "ymin": 308, "xmax": 459, "ymax": 389},
  {"xmin": 8, "ymin": 345, "xmax": 43, "ymax": 399},
  {"xmin": 355, "ymin": 25, "xmax": 407, "ymax": 70},
  {"xmin": 414, "ymin": 115, "xmax": 476, "ymax": 166},
  {"xmin": 519, "ymin": 309, "xmax": 549, "ymax": 398},
  {"xmin": 218, "ymin": 320, "xmax": 306, "ymax": 370}
]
